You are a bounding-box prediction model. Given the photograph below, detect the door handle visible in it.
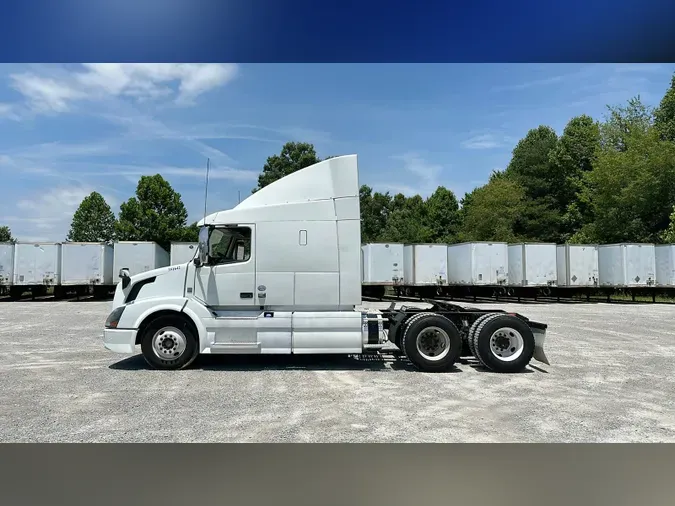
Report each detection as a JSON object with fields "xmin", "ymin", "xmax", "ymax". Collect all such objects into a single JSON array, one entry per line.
[{"xmin": 240, "ymin": 292, "xmax": 253, "ymax": 299}]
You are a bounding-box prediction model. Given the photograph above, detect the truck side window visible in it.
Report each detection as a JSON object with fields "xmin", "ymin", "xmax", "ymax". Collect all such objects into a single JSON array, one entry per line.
[{"xmin": 209, "ymin": 226, "xmax": 252, "ymax": 265}]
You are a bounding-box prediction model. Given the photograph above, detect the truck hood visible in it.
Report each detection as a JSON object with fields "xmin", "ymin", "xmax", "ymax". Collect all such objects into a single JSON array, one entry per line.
[{"xmin": 112, "ymin": 264, "xmax": 188, "ymax": 309}]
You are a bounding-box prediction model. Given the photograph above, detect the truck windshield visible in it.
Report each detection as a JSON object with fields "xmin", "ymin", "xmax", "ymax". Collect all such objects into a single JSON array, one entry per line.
[{"xmin": 208, "ymin": 227, "xmax": 251, "ymax": 264}]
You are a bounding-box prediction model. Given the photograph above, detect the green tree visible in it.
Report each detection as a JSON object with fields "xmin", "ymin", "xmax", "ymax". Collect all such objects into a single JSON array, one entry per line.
[
  {"xmin": 66, "ymin": 191, "xmax": 116, "ymax": 242},
  {"xmin": 425, "ymin": 186, "xmax": 460, "ymax": 243},
  {"xmin": 581, "ymin": 125, "xmax": 675, "ymax": 243},
  {"xmin": 457, "ymin": 178, "xmax": 526, "ymax": 242},
  {"xmin": 379, "ymin": 194, "xmax": 433, "ymax": 243},
  {"xmin": 504, "ymin": 125, "xmax": 561, "ymax": 241},
  {"xmin": 359, "ymin": 185, "xmax": 393, "ymax": 243},
  {"xmin": 180, "ymin": 222, "xmax": 200, "ymax": 242},
  {"xmin": 600, "ymin": 96, "xmax": 653, "ymax": 152},
  {"xmin": 254, "ymin": 141, "xmax": 321, "ymax": 191},
  {"xmin": 0, "ymin": 225, "xmax": 15, "ymax": 243},
  {"xmin": 548, "ymin": 115, "xmax": 601, "ymax": 240},
  {"xmin": 655, "ymin": 74, "xmax": 675, "ymax": 142},
  {"xmin": 659, "ymin": 205, "xmax": 675, "ymax": 243},
  {"xmin": 115, "ymin": 175, "xmax": 191, "ymax": 251},
  {"xmin": 505, "ymin": 125, "xmax": 559, "ymax": 199}
]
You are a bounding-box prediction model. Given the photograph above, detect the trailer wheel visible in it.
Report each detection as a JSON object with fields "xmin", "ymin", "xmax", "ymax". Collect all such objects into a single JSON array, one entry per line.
[
  {"xmin": 140, "ymin": 315, "xmax": 199, "ymax": 370},
  {"xmin": 465, "ymin": 313, "xmax": 499, "ymax": 358},
  {"xmin": 471, "ymin": 314, "xmax": 535, "ymax": 373},
  {"xmin": 401, "ymin": 313, "xmax": 462, "ymax": 372}
]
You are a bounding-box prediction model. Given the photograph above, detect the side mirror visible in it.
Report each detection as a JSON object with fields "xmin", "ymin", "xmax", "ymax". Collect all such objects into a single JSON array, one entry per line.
[
  {"xmin": 197, "ymin": 226, "xmax": 210, "ymax": 266},
  {"xmin": 119, "ymin": 268, "xmax": 131, "ymax": 289}
]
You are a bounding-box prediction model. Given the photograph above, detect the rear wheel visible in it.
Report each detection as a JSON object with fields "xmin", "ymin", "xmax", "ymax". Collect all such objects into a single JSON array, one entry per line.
[
  {"xmin": 466, "ymin": 313, "xmax": 497, "ymax": 358},
  {"xmin": 471, "ymin": 314, "xmax": 535, "ymax": 373},
  {"xmin": 140, "ymin": 316, "xmax": 199, "ymax": 370},
  {"xmin": 401, "ymin": 313, "xmax": 462, "ymax": 372}
]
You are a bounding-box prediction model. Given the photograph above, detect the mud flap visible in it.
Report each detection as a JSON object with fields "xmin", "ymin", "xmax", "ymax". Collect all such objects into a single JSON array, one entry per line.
[{"xmin": 532, "ymin": 328, "xmax": 550, "ymax": 365}]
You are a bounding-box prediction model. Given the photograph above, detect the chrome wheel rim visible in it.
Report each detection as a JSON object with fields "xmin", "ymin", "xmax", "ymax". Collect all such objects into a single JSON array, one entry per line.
[
  {"xmin": 152, "ymin": 326, "xmax": 187, "ymax": 361},
  {"xmin": 489, "ymin": 327, "xmax": 524, "ymax": 362},
  {"xmin": 416, "ymin": 326, "xmax": 451, "ymax": 361}
]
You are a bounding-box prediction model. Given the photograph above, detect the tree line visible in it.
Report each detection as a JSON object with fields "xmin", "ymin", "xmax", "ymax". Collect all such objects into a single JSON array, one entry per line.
[
  {"xmin": 3, "ymin": 73, "xmax": 675, "ymax": 249},
  {"xmin": 364, "ymin": 75, "xmax": 675, "ymax": 245}
]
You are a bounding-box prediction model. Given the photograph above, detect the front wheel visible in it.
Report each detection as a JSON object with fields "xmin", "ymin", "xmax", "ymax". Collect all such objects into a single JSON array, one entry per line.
[{"xmin": 140, "ymin": 316, "xmax": 199, "ymax": 370}]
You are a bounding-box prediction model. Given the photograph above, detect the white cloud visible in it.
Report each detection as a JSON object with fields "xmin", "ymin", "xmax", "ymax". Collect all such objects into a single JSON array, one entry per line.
[
  {"xmin": 394, "ymin": 152, "xmax": 441, "ymax": 183},
  {"xmin": 79, "ymin": 63, "xmax": 238, "ymax": 103},
  {"xmin": 377, "ymin": 152, "xmax": 443, "ymax": 198},
  {"xmin": 614, "ymin": 64, "xmax": 667, "ymax": 74},
  {"xmin": 5, "ymin": 185, "xmax": 119, "ymax": 241},
  {"xmin": 9, "ymin": 63, "xmax": 239, "ymax": 114},
  {"xmin": 462, "ymin": 133, "xmax": 510, "ymax": 150},
  {"xmin": 164, "ymin": 166, "xmax": 257, "ymax": 181},
  {"xmin": 374, "ymin": 153, "xmax": 488, "ymax": 201},
  {"xmin": 17, "ymin": 186, "xmax": 117, "ymax": 218},
  {"xmin": 491, "ymin": 75, "xmax": 564, "ymax": 92},
  {"xmin": 3, "ymin": 141, "xmax": 119, "ymax": 160},
  {"xmin": 98, "ymin": 105, "xmax": 239, "ymax": 167},
  {"xmin": 73, "ymin": 163, "xmax": 258, "ymax": 183},
  {"xmin": 0, "ymin": 102, "xmax": 20, "ymax": 120},
  {"xmin": 490, "ymin": 65, "xmax": 601, "ymax": 93},
  {"xmin": 10, "ymin": 74, "xmax": 85, "ymax": 113}
]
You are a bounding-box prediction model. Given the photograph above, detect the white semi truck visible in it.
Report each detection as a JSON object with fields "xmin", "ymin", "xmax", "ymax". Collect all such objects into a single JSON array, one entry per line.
[{"xmin": 103, "ymin": 155, "xmax": 549, "ymax": 373}]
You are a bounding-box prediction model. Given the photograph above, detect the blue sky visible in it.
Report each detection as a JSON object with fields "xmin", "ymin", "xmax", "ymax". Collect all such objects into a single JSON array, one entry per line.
[{"xmin": 1, "ymin": 63, "xmax": 675, "ymax": 242}]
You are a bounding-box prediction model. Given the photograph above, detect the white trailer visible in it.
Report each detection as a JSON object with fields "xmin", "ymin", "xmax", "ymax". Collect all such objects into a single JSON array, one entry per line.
[
  {"xmin": 556, "ymin": 244, "xmax": 599, "ymax": 287},
  {"xmin": 508, "ymin": 243, "xmax": 557, "ymax": 288},
  {"xmin": 112, "ymin": 242, "xmax": 169, "ymax": 284},
  {"xmin": 170, "ymin": 242, "xmax": 198, "ymax": 265},
  {"xmin": 59, "ymin": 242, "xmax": 114, "ymax": 297},
  {"xmin": 598, "ymin": 243, "xmax": 655, "ymax": 287},
  {"xmin": 361, "ymin": 243, "xmax": 404, "ymax": 298},
  {"xmin": 447, "ymin": 242, "xmax": 508, "ymax": 286},
  {"xmin": 403, "ymin": 244, "xmax": 448, "ymax": 285},
  {"xmin": 655, "ymin": 244, "xmax": 675, "ymax": 287},
  {"xmin": 361, "ymin": 243, "xmax": 404, "ymax": 285},
  {"xmin": 103, "ymin": 155, "xmax": 549, "ymax": 374},
  {"xmin": 12, "ymin": 242, "xmax": 61, "ymax": 298},
  {"xmin": 0, "ymin": 242, "xmax": 14, "ymax": 295}
]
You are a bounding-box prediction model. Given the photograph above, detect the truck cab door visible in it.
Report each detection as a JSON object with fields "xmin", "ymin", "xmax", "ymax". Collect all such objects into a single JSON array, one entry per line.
[
  {"xmin": 193, "ymin": 224, "xmax": 256, "ymax": 310},
  {"xmin": 192, "ymin": 224, "xmax": 260, "ymax": 347}
]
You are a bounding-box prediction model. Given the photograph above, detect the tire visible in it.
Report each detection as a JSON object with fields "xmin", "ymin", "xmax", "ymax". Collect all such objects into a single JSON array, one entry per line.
[
  {"xmin": 396, "ymin": 313, "xmax": 428, "ymax": 350},
  {"xmin": 401, "ymin": 313, "xmax": 462, "ymax": 372},
  {"xmin": 471, "ymin": 314, "xmax": 535, "ymax": 373},
  {"xmin": 466, "ymin": 313, "xmax": 497, "ymax": 358},
  {"xmin": 140, "ymin": 315, "xmax": 200, "ymax": 370}
]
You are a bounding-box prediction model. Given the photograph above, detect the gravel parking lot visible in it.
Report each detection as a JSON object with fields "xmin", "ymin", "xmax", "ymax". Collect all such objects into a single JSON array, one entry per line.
[{"xmin": 0, "ymin": 299, "xmax": 674, "ymax": 442}]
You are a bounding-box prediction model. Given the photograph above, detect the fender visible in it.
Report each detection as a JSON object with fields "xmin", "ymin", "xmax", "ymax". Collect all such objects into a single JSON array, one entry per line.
[{"xmin": 118, "ymin": 296, "xmax": 211, "ymax": 350}]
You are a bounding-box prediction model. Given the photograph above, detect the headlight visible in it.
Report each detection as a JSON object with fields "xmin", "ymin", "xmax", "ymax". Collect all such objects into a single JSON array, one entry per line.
[{"xmin": 105, "ymin": 306, "xmax": 126, "ymax": 329}]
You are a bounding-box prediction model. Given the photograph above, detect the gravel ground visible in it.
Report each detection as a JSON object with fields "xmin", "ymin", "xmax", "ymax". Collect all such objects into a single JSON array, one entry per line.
[{"xmin": 0, "ymin": 299, "xmax": 674, "ymax": 442}]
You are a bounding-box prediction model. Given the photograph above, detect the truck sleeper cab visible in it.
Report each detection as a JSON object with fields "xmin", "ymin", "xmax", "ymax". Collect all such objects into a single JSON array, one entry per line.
[{"xmin": 103, "ymin": 155, "xmax": 549, "ymax": 373}]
